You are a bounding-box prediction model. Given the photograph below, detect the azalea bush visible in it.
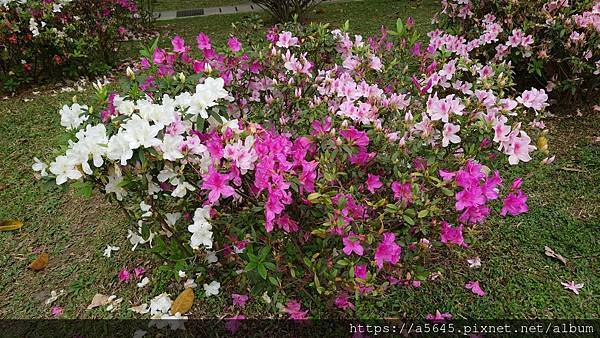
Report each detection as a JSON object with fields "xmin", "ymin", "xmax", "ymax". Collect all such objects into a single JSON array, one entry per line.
[
  {"xmin": 0, "ymin": 0, "xmax": 142, "ymax": 92},
  {"xmin": 436, "ymin": 0, "xmax": 600, "ymax": 98},
  {"xmin": 33, "ymin": 17, "xmax": 551, "ymax": 317}
]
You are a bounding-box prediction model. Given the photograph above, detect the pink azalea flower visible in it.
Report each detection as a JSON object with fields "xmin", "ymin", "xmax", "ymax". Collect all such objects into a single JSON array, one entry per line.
[
  {"xmin": 426, "ymin": 310, "xmax": 452, "ymax": 322},
  {"xmin": 201, "ymin": 167, "xmax": 236, "ymax": 203},
  {"xmin": 171, "ymin": 35, "xmax": 186, "ymax": 53},
  {"xmin": 276, "ymin": 31, "xmax": 299, "ymax": 48},
  {"xmin": 561, "ymin": 281, "xmax": 584, "ymax": 295},
  {"xmin": 51, "ymin": 306, "xmax": 63, "ymax": 317},
  {"xmin": 465, "ymin": 280, "xmax": 486, "ymax": 297},
  {"xmin": 354, "ymin": 264, "xmax": 367, "ymax": 279},
  {"xmin": 227, "ymin": 37, "xmax": 242, "ymax": 52},
  {"xmin": 152, "ymin": 48, "xmax": 166, "ymax": 64},
  {"xmin": 340, "ymin": 127, "xmax": 369, "ymax": 147},
  {"xmin": 133, "ymin": 267, "xmax": 145, "ymax": 278},
  {"xmin": 440, "ymin": 221, "xmax": 467, "ymax": 247},
  {"xmin": 391, "ymin": 181, "xmax": 412, "ymax": 204},
  {"xmin": 334, "ymin": 294, "xmax": 355, "ymax": 310},
  {"xmin": 197, "ymin": 32, "xmax": 212, "ymax": 50},
  {"xmin": 374, "ymin": 232, "xmax": 401, "ymax": 269},
  {"xmin": 342, "ymin": 232, "xmax": 364, "ymax": 256},
  {"xmin": 500, "ymin": 190, "xmax": 528, "ymax": 216},
  {"xmin": 232, "ymin": 293, "xmax": 249, "ymax": 307},
  {"xmin": 118, "ymin": 268, "xmax": 130, "ymax": 282},
  {"xmin": 283, "ymin": 300, "xmax": 308, "ymax": 320},
  {"xmin": 365, "ymin": 174, "xmax": 383, "ymax": 193}
]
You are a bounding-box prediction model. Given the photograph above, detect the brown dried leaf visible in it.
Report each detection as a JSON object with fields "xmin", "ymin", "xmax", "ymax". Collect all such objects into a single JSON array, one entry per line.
[
  {"xmin": 544, "ymin": 246, "xmax": 567, "ymax": 265},
  {"xmin": 87, "ymin": 294, "xmax": 116, "ymax": 310},
  {"xmin": 0, "ymin": 219, "xmax": 23, "ymax": 231},
  {"xmin": 170, "ymin": 288, "xmax": 194, "ymax": 315},
  {"xmin": 28, "ymin": 252, "xmax": 48, "ymax": 271}
]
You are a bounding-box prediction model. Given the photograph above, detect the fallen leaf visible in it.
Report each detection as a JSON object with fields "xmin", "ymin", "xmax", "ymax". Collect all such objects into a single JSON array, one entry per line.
[
  {"xmin": 45, "ymin": 290, "xmax": 65, "ymax": 305},
  {"xmin": 170, "ymin": 288, "xmax": 194, "ymax": 315},
  {"xmin": 28, "ymin": 252, "xmax": 49, "ymax": 271},
  {"xmin": 544, "ymin": 246, "xmax": 567, "ymax": 264},
  {"xmin": 0, "ymin": 219, "xmax": 23, "ymax": 231},
  {"xmin": 129, "ymin": 303, "xmax": 149, "ymax": 314},
  {"xmin": 87, "ymin": 294, "xmax": 116, "ymax": 310}
]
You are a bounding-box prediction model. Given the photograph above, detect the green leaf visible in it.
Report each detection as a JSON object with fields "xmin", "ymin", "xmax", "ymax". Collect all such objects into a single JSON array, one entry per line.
[
  {"xmin": 418, "ymin": 209, "xmax": 429, "ymax": 218},
  {"xmin": 403, "ymin": 214, "xmax": 415, "ymax": 225},
  {"xmin": 257, "ymin": 264, "xmax": 268, "ymax": 280}
]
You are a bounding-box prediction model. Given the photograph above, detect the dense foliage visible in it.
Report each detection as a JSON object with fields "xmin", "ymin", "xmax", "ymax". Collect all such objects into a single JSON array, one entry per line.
[
  {"xmin": 34, "ymin": 17, "xmax": 550, "ymax": 317},
  {"xmin": 0, "ymin": 0, "xmax": 142, "ymax": 92},
  {"xmin": 251, "ymin": 0, "xmax": 323, "ymax": 22},
  {"xmin": 436, "ymin": 0, "xmax": 600, "ymax": 98}
]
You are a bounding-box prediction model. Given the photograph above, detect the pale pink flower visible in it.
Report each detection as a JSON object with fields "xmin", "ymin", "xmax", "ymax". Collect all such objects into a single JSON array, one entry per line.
[
  {"xmin": 465, "ymin": 280, "xmax": 486, "ymax": 297},
  {"xmin": 561, "ymin": 281, "xmax": 584, "ymax": 295},
  {"xmin": 442, "ymin": 123, "xmax": 461, "ymax": 147}
]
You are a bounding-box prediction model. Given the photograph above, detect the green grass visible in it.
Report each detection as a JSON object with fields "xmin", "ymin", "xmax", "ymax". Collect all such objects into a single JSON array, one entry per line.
[
  {"xmin": 1, "ymin": 0, "xmax": 598, "ymax": 320},
  {"xmin": 153, "ymin": 0, "xmax": 247, "ymax": 12}
]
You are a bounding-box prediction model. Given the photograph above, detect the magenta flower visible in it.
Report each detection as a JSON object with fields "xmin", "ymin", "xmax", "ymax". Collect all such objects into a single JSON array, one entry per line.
[
  {"xmin": 340, "ymin": 127, "xmax": 369, "ymax": 147},
  {"xmin": 500, "ymin": 190, "xmax": 528, "ymax": 216},
  {"xmin": 171, "ymin": 35, "xmax": 186, "ymax": 53},
  {"xmin": 342, "ymin": 232, "xmax": 364, "ymax": 256},
  {"xmin": 197, "ymin": 32, "xmax": 212, "ymax": 50},
  {"xmin": 391, "ymin": 181, "xmax": 412, "ymax": 204},
  {"xmin": 118, "ymin": 268, "xmax": 130, "ymax": 282},
  {"xmin": 201, "ymin": 167, "xmax": 235, "ymax": 203},
  {"xmin": 51, "ymin": 306, "xmax": 63, "ymax": 317},
  {"xmin": 465, "ymin": 280, "xmax": 486, "ymax": 297},
  {"xmin": 232, "ymin": 293, "xmax": 249, "ymax": 307},
  {"xmin": 283, "ymin": 300, "xmax": 308, "ymax": 320},
  {"xmin": 334, "ymin": 294, "xmax": 355, "ymax": 310},
  {"xmin": 426, "ymin": 310, "xmax": 452, "ymax": 322},
  {"xmin": 365, "ymin": 174, "xmax": 383, "ymax": 193},
  {"xmin": 440, "ymin": 221, "xmax": 467, "ymax": 247},
  {"xmin": 227, "ymin": 37, "xmax": 242, "ymax": 52},
  {"xmin": 374, "ymin": 232, "xmax": 401, "ymax": 269},
  {"xmin": 152, "ymin": 48, "xmax": 166, "ymax": 65},
  {"xmin": 133, "ymin": 267, "xmax": 145, "ymax": 278},
  {"xmin": 354, "ymin": 264, "xmax": 367, "ymax": 279}
]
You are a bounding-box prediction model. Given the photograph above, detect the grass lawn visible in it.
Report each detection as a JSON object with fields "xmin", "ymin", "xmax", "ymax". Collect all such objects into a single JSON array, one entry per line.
[
  {"xmin": 153, "ymin": 0, "xmax": 248, "ymax": 12},
  {"xmin": 1, "ymin": 0, "xmax": 598, "ymax": 319}
]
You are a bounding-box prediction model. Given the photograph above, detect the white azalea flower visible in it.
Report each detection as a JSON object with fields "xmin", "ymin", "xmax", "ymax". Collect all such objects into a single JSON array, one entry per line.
[
  {"xmin": 103, "ymin": 245, "xmax": 120, "ymax": 257},
  {"xmin": 161, "ymin": 134, "xmax": 184, "ymax": 161},
  {"xmin": 49, "ymin": 155, "xmax": 82, "ymax": 185},
  {"xmin": 205, "ymin": 250, "xmax": 218, "ymax": 264},
  {"xmin": 59, "ymin": 103, "xmax": 88, "ymax": 130},
  {"xmin": 178, "ymin": 271, "xmax": 186, "ymax": 278},
  {"xmin": 184, "ymin": 279, "xmax": 197, "ymax": 289},
  {"xmin": 107, "ymin": 132, "xmax": 134, "ymax": 165},
  {"xmin": 203, "ymin": 281, "xmax": 220, "ymax": 297},
  {"xmin": 32, "ymin": 157, "xmax": 48, "ymax": 177},
  {"xmin": 137, "ymin": 277, "xmax": 150, "ymax": 288},
  {"xmin": 105, "ymin": 173, "xmax": 126, "ymax": 201},
  {"xmin": 149, "ymin": 293, "xmax": 172, "ymax": 316},
  {"xmin": 121, "ymin": 115, "xmax": 162, "ymax": 149}
]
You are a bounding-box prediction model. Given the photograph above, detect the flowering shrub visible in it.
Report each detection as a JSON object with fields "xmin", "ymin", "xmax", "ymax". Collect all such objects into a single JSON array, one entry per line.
[
  {"xmin": 0, "ymin": 0, "xmax": 142, "ymax": 92},
  {"xmin": 436, "ymin": 0, "xmax": 600, "ymax": 97},
  {"xmin": 34, "ymin": 18, "xmax": 550, "ymax": 315}
]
